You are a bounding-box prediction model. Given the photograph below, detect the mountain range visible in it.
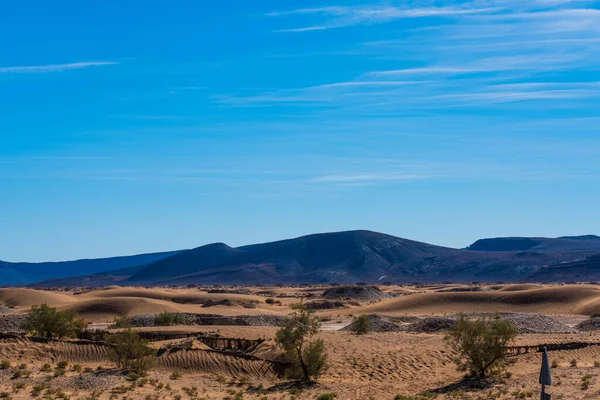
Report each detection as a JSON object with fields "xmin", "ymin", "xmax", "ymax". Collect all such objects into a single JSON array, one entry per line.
[{"xmin": 2, "ymin": 230, "xmax": 600, "ymax": 287}]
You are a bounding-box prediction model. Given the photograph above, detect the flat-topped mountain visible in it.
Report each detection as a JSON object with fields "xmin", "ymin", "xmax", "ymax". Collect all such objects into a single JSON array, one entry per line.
[{"xmin": 467, "ymin": 235, "xmax": 600, "ymax": 252}]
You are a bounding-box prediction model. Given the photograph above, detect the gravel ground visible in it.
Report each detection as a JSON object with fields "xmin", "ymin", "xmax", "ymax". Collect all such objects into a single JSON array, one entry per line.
[
  {"xmin": 574, "ymin": 317, "xmax": 600, "ymax": 331},
  {"xmin": 322, "ymin": 285, "xmax": 390, "ymax": 301},
  {"xmin": 0, "ymin": 306, "xmax": 14, "ymax": 314},
  {"xmin": 128, "ymin": 313, "xmax": 285, "ymax": 328},
  {"xmin": 460, "ymin": 313, "xmax": 577, "ymax": 334},
  {"xmin": 341, "ymin": 314, "xmax": 410, "ymax": 332},
  {"xmin": 341, "ymin": 312, "xmax": 576, "ymax": 334},
  {"xmin": 407, "ymin": 317, "xmax": 457, "ymax": 333},
  {"xmin": 50, "ymin": 371, "xmax": 122, "ymax": 391},
  {"xmin": 0, "ymin": 314, "xmax": 26, "ymax": 333}
]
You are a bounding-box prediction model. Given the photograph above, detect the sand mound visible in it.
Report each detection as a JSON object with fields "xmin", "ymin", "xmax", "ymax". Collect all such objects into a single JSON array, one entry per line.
[
  {"xmin": 63, "ymin": 297, "xmax": 186, "ymax": 319},
  {"xmin": 83, "ymin": 287, "xmax": 264, "ymax": 306},
  {"xmin": 201, "ymin": 299, "xmax": 258, "ymax": 308},
  {"xmin": 361, "ymin": 285, "xmax": 600, "ymax": 315},
  {"xmin": 575, "ymin": 317, "xmax": 600, "ymax": 331},
  {"xmin": 0, "ymin": 288, "xmax": 74, "ymax": 308},
  {"xmin": 322, "ymin": 286, "xmax": 389, "ymax": 301},
  {"xmin": 495, "ymin": 284, "xmax": 546, "ymax": 292}
]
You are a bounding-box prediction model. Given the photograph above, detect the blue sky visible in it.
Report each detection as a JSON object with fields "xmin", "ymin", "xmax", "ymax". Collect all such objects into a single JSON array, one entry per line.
[{"xmin": 1, "ymin": 0, "xmax": 600, "ymax": 262}]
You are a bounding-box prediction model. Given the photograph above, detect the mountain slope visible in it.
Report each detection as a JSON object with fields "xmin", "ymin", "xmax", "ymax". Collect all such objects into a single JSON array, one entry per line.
[
  {"xmin": 24, "ymin": 231, "xmax": 600, "ymax": 286},
  {"xmin": 122, "ymin": 230, "xmax": 600, "ymax": 285},
  {"xmin": 0, "ymin": 251, "xmax": 181, "ymax": 285},
  {"xmin": 125, "ymin": 230, "xmax": 463, "ymax": 285}
]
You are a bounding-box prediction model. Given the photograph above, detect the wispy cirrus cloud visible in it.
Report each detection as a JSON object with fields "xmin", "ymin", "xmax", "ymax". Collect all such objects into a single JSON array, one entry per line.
[
  {"xmin": 0, "ymin": 61, "xmax": 119, "ymax": 73},
  {"xmin": 237, "ymin": 0, "xmax": 600, "ymax": 112},
  {"xmin": 268, "ymin": 3, "xmax": 497, "ymax": 32}
]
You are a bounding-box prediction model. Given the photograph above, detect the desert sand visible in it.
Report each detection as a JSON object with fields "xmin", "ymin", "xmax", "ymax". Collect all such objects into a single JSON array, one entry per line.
[{"xmin": 2, "ymin": 283, "xmax": 600, "ymax": 399}]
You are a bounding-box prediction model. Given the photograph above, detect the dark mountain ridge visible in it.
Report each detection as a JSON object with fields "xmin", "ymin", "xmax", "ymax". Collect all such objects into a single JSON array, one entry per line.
[{"xmin": 12, "ymin": 230, "xmax": 600, "ymax": 287}]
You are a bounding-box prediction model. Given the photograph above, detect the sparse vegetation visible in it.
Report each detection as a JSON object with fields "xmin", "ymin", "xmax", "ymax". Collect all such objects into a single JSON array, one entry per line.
[
  {"xmin": 275, "ymin": 303, "xmax": 327, "ymax": 381},
  {"xmin": 581, "ymin": 374, "xmax": 592, "ymax": 390},
  {"xmin": 351, "ymin": 315, "xmax": 371, "ymax": 335},
  {"xmin": 105, "ymin": 328, "xmax": 157, "ymax": 375},
  {"xmin": 265, "ymin": 298, "xmax": 282, "ymax": 306},
  {"xmin": 315, "ymin": 394, "xmax": 337, "ymax": 400},
  {"xmin": 445, "ymin": 315, "xmax": 517, "ymax": 380},
  {"xmin": 21, "ymin": 304, "xmax": 84, "ymax": 339},
  {"xmin": 570, "ymin": 359, "xmax": 577, "ymax": 367},
  {"xmin": 154, "ymin": 312, "xmax": 185, "ymax": 326},
  {"xmin": 111, "ymin": 316, "xmax": 132, "ymax": 329}
]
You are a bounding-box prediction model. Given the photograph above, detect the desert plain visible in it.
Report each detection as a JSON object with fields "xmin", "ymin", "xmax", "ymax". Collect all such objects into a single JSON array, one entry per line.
[{"xmin": 2, "ymin": 283, "xmax": 600, "ymax": 399}]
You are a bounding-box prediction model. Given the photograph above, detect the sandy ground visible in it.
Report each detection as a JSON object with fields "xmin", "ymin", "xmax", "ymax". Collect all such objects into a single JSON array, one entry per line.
[{"xmin": 2, "ymin": 284, "xmax": 600, "ymax": 399}]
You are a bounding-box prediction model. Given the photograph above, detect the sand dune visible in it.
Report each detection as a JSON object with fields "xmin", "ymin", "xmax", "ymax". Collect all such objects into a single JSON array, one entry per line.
[
  {"xmin": 359, "ymin": 285, "xmax": 600, "ymax": 315},
  {"xmin": 0, "ymin": 288, "xmax": 75, "ymax": 308},
  {"xmin": 81, "ymin": 287, "xmax": 266, "ymax": 305}
]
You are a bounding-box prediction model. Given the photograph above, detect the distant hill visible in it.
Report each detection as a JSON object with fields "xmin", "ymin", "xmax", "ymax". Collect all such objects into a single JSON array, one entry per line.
[
  {"xmin": 0, "ymin": 251, "xmax": 181, "ymax": 285},
  {"xmin": 121, "ymin": 230, "xmax": 600, "ymax": 285},
  {"xmin": 19, "ymin": 231, "xmax": 600, "ymax": 287}
]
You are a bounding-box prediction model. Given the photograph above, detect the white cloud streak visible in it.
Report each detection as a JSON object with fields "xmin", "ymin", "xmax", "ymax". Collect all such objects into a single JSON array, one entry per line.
[
  {"xmin": 268, "ymin": 4, "xmax": 497, "ymax": 32},
  {"xmin": 0, "ymin": 61, "xmax": 119, "ymax": 73}
]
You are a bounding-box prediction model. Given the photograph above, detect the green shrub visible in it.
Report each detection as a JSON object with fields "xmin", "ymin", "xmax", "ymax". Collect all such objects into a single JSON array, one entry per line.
[
  {"xmin": 315, "ymin": 394, "xmax": 337, "ymax": 400},
  {"xmin": 445, "ymin": 315, "xmax": 517, "ymax": 379},
  {"xmin": 0, "ymin": 360, "xmax": 10, "ymax": 370},
  {"xmin": 275, "ymin": 303, "xmax": 327, "ymax": 381},
  {"xmin": 110, "ymin": 317, "xmax": 131, "ymax": 329},
  {"xmin": 351, "ymin": 315, "xmax": 371, "ymax": 335},
  {"xmin": 154, "ymin": 312, "xmax": 185, "ymax": 326},
  {"xmin": 21, "ymin": 304, "xmax": 84, "ymax": 339},
  {"xmin": 105, "ymin": 328, "xmax": 157, "ymax": 375}
]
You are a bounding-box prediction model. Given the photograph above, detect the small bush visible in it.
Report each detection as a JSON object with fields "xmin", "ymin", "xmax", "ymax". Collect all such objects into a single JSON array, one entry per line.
[
  {"xmin": 551, "ymin": 360, "xmax": 558, "ymax": 368},
  {"xmin": 154, "ymin": 312, "xmax": 185, "ymax": 326},
  {"xmin": 316, "ymin": 393, "xmax": 337, "ymax": 400},
  {"xmin": 169, "ymin": 371, "xmax": 181, "ymax": 380},
  {"xmin": 11, "ymin": 369, "xmax": 31, "ymax": 379},
  {"xmin": 445, "ymin": 315, "xmax": 517, "ymax": 379},
  {"xmin": 0, "ymin": 360, "xmax": 10, "ymax": 370},
  {"xmin": 351, "ymin": 315, "xmax": 371, "ymax": 335},
  {"xmin": 57, "ymin": 361, "xmax": 69, "ymax": 369},
  {"xmin": 41, "ymin": 363, "xmax": 52, "ymax": 372},
  {"xmin": 21, "ymin": 304, "xmax": 84, "ymax": 339},
  {"xmin": 571, "ymin": 359, "xmax": 578, "ymax": 367},
  {"xmin": 275, "ymin": 303, "xmax": 327, "ymax": 381},
  {"xmin": 105, "ymin": 328, "xmax": 157, "ymax": 375},
  {"xmin": 111, "ymin": 317, "xmax": 131, "ymax": 329}
]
